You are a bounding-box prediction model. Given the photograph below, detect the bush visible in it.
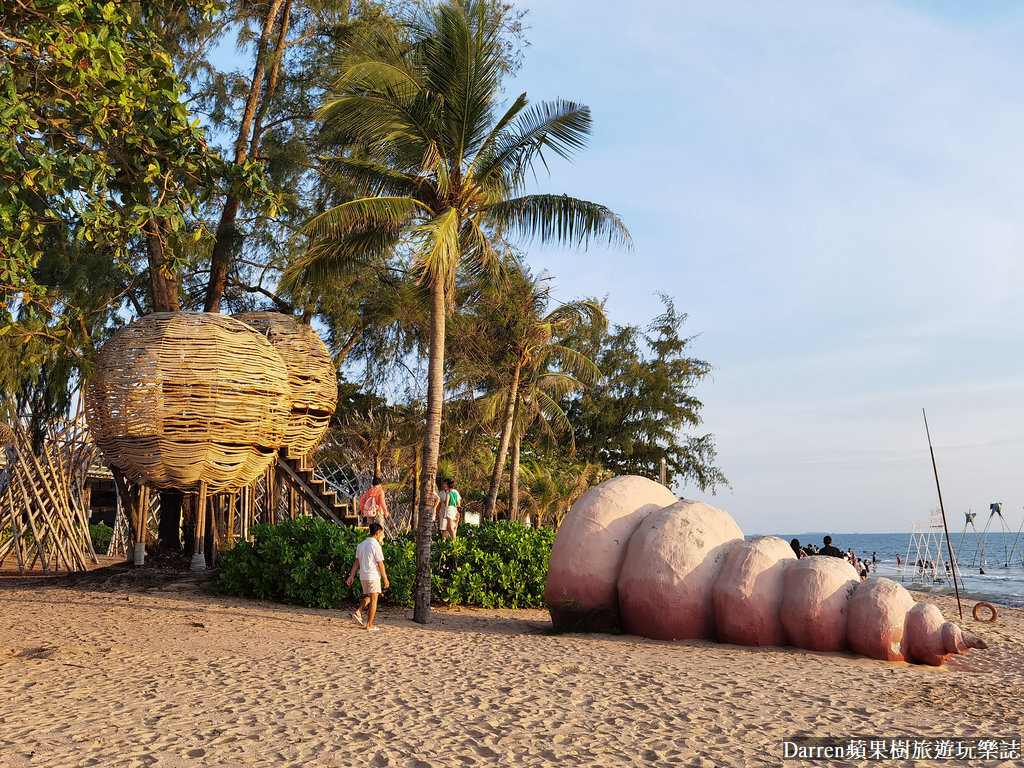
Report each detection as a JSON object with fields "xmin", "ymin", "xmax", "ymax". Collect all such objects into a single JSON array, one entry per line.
[
  {"xmin": 212, "ymin": 518, "xmax": 555, "ymax": 611},
  {"xmin": 430, "ymin": 522, "xmax": 555, "ymax": 609},
  {"xmin": 89, "ymin": 523, "xmax": 113, "ymax": 554},
  {"xmin": 212, "ymin": 516, "xmax": 365, "ymax": 609}
]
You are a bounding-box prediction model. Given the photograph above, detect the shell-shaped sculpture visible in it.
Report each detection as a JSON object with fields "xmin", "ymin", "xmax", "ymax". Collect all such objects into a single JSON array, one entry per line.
[
  {"xmin": 712, "ymin": 536, "xmax": 795, "ymax": 647},
  {"xmin": 618, "ymin": 499, "xmax": 742, "ymax": 641},
  {"xmin": 548, "ymin": 477, "xmax": 988, "ymax": 666},
  {"xmin": 847, "ymin": 577, "xmax": 917, "ymax": 661},
  {"xmin": 234, "ymin": 312, "xmax": 337, "ymax": 458},
  {"xmin": 85, "ymin": 312, "xmax": 290, "ymax": 493},
  {"xmin": 780, "ymin": 556, "xmax": 860, "ymax": 652},
  {"xmin": 546, "ymin": 475, "xmax": 678, "ymax": 632}
]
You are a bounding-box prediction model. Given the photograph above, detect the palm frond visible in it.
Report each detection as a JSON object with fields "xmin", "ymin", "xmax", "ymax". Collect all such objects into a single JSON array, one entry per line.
[
  {"xmin": 539, "ymin": 345, "xmax": 604, "ymax": 387},
  {"xmin": 319, "ymin": 156, "xmax": 419, "ymax": 198},
  {"xmin": 280, "ymin": 224, "xmax": 403, "ymax": 293},
  {"xmin": 303, "ymin": 196, "xmax": 427, "ymax": 241},
  {"xmin": 408, "ymin": 207, "xmax": 462, "ymax": 290},
  {"xmin": 476, "ymin": 100, "xmax": 592, "ymax": 190},
  {"xmin": 487, "ymin": 195, "xmax": 632, "ymax": 249}
]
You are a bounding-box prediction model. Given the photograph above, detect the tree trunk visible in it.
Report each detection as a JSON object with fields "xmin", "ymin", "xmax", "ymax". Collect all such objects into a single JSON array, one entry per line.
[
  {"xmin": 144, "ymin": 218, "xmax": 185, "ymax": 545},
  {"xmin": 413, "ymin": 279, "xmax": 446, "ymax": 624},
  {"xmin": 144, "ymin": 220, "xmax": 179, "ymax": 312},
  {"xmin": 204, "ymin": 0, "xmax": 288, "ymax": 313},
  {"xmin": 411, "ymin": 446, "xmax": 421, "ymax": 534},
  {"xmin": 483, "ymin": 361, "xmax": 521, "ymax": 521},
  {"xmin": 509, "ymin": 433, "xmax": 521, "ymax": 522},
  {"xmin": 158, "ymin": 490, "xmax": 183, "ymax": 551}
]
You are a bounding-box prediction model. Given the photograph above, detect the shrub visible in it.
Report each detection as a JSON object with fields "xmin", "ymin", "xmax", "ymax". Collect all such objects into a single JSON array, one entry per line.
[
  {"xmin": 212, "ymin": 518, "xmax": 555, "ymax": 611},
  {"xmin": 430, "ymin": 522, "xmax": 555, "ymax": 609},
  {"xmin": 212, "ymin": 516, "xmax": 364, "ymax": 609},
  {"xmin": 89, "ymin": 523, "xmax": 113, "ymax": 554}
]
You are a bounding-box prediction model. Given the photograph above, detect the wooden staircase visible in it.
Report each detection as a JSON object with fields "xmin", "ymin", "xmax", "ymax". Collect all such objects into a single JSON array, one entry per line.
[{"xmin": 276, "ymin": 450, "xmax": 359, "ymax": 527}]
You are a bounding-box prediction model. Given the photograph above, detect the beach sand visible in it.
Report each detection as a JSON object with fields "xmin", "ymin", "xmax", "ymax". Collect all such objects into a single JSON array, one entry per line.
[{"xmin": 0, "ymin": 569, "xmax": 1020, "ymax": 767}]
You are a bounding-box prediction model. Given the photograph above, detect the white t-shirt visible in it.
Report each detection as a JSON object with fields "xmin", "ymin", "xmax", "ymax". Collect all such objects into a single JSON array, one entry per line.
[{"xmin": 356, "ymin": 536, "xmax": 384, "ymax": 581}]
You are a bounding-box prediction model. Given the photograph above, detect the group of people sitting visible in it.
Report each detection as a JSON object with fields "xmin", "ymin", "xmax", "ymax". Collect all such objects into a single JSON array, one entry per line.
[{"xmin": 789, "ymin": 535, "xmax": 877, "ymax": 580}]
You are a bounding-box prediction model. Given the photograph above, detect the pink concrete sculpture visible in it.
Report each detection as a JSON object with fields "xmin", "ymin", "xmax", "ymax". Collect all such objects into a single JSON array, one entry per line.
[
  {"xmin": 618, "ymin": 500, "xmax": 742, "ymax": 641},
  {"xmin": 546, "ymin": 477, "xmax": 988, "ymax": 666},
  {"xmin": 903, "ymin": 602, "xmax": 987, "ymax": 666},
  {"xmin": 779, "ymin": 556, "xmax": 860, "ymax": 652},
  {"xmin": 546, "ymin": 476, "xmax": 677, "ymax": 632},
  {"xmin": 847, "ymin": 577, "xmax": 917, "ymax": 661},
  {"xmin": 712, "ymin": 536, "xmax": 795, "ymax": 647}
]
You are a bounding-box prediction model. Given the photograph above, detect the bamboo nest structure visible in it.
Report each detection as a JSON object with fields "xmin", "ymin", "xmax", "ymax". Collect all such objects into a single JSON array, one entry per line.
[
  {"xmin": 84, "ymin": 312, "xmax": 291, "ymax": 494},
  {"xmin": 234, "ymin": 312, "xmax": 337, "ymax": 458}
]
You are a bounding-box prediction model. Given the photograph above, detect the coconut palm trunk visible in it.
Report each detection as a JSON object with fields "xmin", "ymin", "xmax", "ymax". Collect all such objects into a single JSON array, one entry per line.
[
  {"xmin": 509, "ymin": 432, "xmax": 521, "ymax": 521},
  {"xmin": 413, "ymin": 278, "xmax": 447, "ymax": 623},
  {"xmin": 483, "ymin": 359, "xmax": 522, "ymax": 521}
]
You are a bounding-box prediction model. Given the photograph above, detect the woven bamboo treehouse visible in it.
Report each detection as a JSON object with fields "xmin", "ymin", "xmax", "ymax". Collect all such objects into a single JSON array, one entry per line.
[{"xmin": 79, "ymin": 311, "xmax": 345, "ymax": 570}]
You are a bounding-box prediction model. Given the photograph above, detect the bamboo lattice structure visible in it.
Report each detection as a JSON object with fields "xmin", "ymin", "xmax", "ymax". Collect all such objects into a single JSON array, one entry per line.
[
  {"xmin": 234, "ymin": 312, "xmax": 337, "ymax": 458},
  {"xmin": 0, "ymin": 411, "xmax": 98, "ymax": 573},
  {"xmin": 85, "ymin": 312, "xmax": 291, "ymax": 494}
]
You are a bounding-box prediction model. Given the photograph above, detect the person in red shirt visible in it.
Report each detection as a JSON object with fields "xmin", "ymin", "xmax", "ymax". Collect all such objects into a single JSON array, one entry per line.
[{"xmin": 358, "ymin": 476, "xmax": 389, "ymax": 527}]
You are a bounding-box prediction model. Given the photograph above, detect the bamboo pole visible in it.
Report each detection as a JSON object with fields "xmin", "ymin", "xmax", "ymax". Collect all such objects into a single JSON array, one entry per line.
[
  {"xmin": 12, "ymin": 462, "xmax": 52, "ymax": 573},
  {"xmin": 31, "ymin": 442, "xmax": 89, "ymax": 571},
  {"xmin": 20, "ymin": 432, "xmax": 82, "ymax": 571},
  {"xmin": 1, "ymin": 459, "xmax": 26, "ymax": 572},
  {"xmin": 923, "ymin": 409, "xmax": 963, "ymax": 621}
]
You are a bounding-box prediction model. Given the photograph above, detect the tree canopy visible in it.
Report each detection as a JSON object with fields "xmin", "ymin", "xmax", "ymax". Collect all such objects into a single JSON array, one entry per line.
[
  {"xmin": 560, "ymin": 295, "xmax": 728, "ymax": 492},
  {"xmin": 2, "ymin": 0, "xmax": 728, "ymax": 593}
]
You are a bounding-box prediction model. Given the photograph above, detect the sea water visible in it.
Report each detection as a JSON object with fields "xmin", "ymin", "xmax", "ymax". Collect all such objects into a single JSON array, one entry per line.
[{"xmin": 771, "ymin": 531, "xmax": 1024, "ymax": 608}]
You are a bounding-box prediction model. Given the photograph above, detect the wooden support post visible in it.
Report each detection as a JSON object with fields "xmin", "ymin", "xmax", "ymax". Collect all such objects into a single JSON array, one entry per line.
[
  {"xmin": 190, "ymin": 481, "xmax": 208, "ymax": 571},
  {"xmin": 226, "ymin": 492, "xmax": 236, "ymax": 549},
  {"xmin": 204, "ymin": 494, "xmax": 220, "ymax": 567},
  {"xmin": 134, "ymin": 485, "xmax": 149, "ymax": 566},
  {"xmin": 266, "ymin": 465, "xmax": 276, "ymax": 525}
]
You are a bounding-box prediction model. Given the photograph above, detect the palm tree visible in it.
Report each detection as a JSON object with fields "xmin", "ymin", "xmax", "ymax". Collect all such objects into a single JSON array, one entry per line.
[
  {"xmin": 519, "ymin": 459, "xmax": 609, "ymax": 528},
  {"xmin": 282, "ymin": 0, "xmax": 629, "ymax": 623},
  {"xmin": 458, "ymin": 267, "xmax": 605, "ymax": 521}
]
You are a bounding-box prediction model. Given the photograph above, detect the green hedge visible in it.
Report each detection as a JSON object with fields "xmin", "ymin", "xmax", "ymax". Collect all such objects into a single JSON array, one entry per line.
[{"xmin": 212, "ymin": 517, "xmax": 554, "ymax": 610}]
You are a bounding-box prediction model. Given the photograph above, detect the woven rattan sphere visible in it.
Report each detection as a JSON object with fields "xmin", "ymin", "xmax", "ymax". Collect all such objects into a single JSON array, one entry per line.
[
  {"xmin": 234, "ymin": 312, "xmax": 337, "ymax": 458},
  {"xmin": 85, "ymin": 312, "xmax": 290, "ymax": 493}
]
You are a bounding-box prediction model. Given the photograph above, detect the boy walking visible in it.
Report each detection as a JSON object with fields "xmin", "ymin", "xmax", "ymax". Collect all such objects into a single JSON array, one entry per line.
[{"xmin": 346, "ymin": 523, "xmax": 389, "ymax": 631}]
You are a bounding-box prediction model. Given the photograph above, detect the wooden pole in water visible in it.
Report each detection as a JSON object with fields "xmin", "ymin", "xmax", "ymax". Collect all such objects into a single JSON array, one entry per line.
[{"xmin": 923, "ymin": 408, "xmax": 963, "ymax": 620}]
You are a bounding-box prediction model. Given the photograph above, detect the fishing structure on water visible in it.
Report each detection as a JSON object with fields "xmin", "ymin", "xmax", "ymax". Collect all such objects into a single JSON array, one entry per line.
[{"xmin": 954, "ymin": 503, "xmax": 1024, "ymax": 572}]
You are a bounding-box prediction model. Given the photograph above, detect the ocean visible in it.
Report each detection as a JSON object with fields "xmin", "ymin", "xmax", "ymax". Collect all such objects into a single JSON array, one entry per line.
[{"xmin": 772, "ymin": 531, "xmax": 1024, "ymax": 608}]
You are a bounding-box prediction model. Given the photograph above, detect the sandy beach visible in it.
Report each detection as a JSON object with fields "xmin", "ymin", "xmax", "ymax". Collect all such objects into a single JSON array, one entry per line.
[{"xmin": 0, "ymin": 567, "xmax": 1021, "ymax": 768}]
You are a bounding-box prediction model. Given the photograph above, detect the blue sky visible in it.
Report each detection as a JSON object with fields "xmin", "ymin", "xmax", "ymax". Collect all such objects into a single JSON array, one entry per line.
[{"xmin": 506, "ymin": 1, "xmax": 1024, "ymax": 534}]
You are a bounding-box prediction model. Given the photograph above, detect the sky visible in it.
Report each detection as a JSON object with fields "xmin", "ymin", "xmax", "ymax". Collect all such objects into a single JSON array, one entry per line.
[{"xmin": 503, "ymin": 1, "xmax": 1024, "ymax": 534}]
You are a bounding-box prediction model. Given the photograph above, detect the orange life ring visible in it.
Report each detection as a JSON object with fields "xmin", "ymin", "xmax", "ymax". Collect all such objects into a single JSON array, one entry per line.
[{"xmin": 972, "ymin": 602, "xmax": 997, "ymax": 623}]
